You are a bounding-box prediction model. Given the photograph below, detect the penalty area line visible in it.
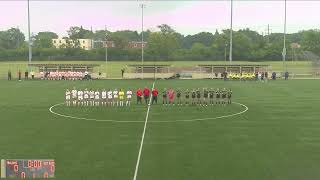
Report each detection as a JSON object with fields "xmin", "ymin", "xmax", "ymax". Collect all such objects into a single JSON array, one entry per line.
[{"xmin": 132, "ymin": 81, "xmax": 155, "ymax": 180}]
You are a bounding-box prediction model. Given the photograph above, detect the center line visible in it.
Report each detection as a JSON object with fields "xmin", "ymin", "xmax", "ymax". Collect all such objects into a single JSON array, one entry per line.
[{"xmin": 132, "ymin": 81, "xmax": 155, "ymax": 180}]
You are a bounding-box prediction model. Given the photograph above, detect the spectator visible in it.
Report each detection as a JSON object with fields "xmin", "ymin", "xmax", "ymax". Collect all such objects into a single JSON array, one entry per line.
[
  {"xmin": 272, "ymin": 72, "xmax": 276, "ymax": 80},
  {"xmin": 265, "ymin": 72, "xmax": 268, "ymax": 81},
  {"xmin": 25, "ymin": 70, "xmax": 28, "ymax": 79},
  {"xmin": 223, "ymin": 71, "xmax": 228, "ymax": 81},
  {"xmin": 8, "ymin": 70, "xmax": 11, "ymax": 80},
  {"xmin": 285, "ymin": 71, "xmax": 289, "ymax": 80},
  {"xmin": 30, "ymin": 70, "xmax": 35, "ymax": 79},
  {"xmin": 121, "ymin": 68, "xmax": 125, "ymax": 79},
  {"xmin": 258, "ymin": 72, "xmax": 262, "ymax": 81},
  {"xmin": 18, "ymin": 70, "xmax": 22, "ymax": 81}
]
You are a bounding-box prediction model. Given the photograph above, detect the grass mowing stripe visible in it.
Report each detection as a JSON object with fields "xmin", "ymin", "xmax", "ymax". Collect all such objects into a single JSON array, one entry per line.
[{"xmin": 132, "ymin": 81, "xmax": 155, "ymax": 180}]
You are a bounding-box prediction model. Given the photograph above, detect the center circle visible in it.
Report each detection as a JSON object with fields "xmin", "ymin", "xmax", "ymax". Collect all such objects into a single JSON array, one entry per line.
[{"xmin": 49, "ymin": 102, "xmax": 248, "ymax": 123}]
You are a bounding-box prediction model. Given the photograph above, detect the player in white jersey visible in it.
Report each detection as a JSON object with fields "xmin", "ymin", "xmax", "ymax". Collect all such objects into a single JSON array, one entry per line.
[
  {"xmin": 65, "ymin": 89, "xmax": 71, "ymax": 106},
  {"xmin": 113, "ymin": 89, "xmax": 119, "ymax": 106},
  {"xmin": 94, "ymin": 90, "xmax": 100, "ymax": 106},
  {"xmin": 101, "ymin": 89, "xmax": 107, "ymax": 106},
  {"xmin": 107, "ymin": 89, "xmax": 113, "ymax": 106},
  {"xmin": 83, "ymin": 88, "xmax": 89, "ymax": 106},
  {"xmin": 77, "ymin": 89, "xmax": 84, "ymax": 106},
  {"xmin": 126, "ymin": 89, "xmax": 133, "ymax": 106},
  {"xmin": 89, "ymin": 89, "xmax": 95, "ymax": 106},
  {"xmin": 71, "ymin": 87, "xmax": 77, "ymax": 106}
]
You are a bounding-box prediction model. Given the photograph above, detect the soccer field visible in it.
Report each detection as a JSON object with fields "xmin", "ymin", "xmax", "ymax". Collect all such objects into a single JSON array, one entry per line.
[{"xmin": 1, "ymin": 79, "xmax": 320, "ymax": 180}]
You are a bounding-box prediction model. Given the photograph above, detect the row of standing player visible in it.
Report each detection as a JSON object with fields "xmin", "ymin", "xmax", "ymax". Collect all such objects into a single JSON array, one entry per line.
[
  {"xmin": 65, "ymin": 87, "xmax": 232, "ymax": 107},
  {"xmin": 65, "ymin": 88, "xmax": 133, "ymax": 106},
  {"xmin": 160, "ymin": 88, "xmax": 232, "ymax": 106}
]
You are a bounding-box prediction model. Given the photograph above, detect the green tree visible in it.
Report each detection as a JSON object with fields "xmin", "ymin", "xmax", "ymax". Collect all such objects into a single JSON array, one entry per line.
[
  {"xmin": 67, "ymin": 26, "xmax": 93, "ymax": 40},
  {"xmin": 33, "ymin": 31, "xmax": 58, "ymax": 48},
  {"xmin": 183, "ymin": 32, "xmax": 214, "ymax": 49},
  {"xmin": 301, "ymin": 30, "xmax": 320, "ymax": 53},
  {"xmin": 0, "ymin": 28, "xmax": 25, "ymax": 49},
  {"xmin": 157, "ymin": 24, "xmax": 176, "ymax": 34},
  {"xmin": 147, "ymin": 31, "xmax": 180, "ymax": 59}
]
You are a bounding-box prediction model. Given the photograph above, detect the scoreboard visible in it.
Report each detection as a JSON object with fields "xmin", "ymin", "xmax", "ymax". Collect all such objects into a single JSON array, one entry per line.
[{"xmin": 1, "ymin": 159, "xmax": 55, "ymax": 178}]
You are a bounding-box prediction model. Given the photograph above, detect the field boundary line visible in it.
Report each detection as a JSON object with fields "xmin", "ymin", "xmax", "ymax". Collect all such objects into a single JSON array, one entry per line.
[{"xmin": 132, "ymin": 81, "xmax": 155, "ymax": 180}]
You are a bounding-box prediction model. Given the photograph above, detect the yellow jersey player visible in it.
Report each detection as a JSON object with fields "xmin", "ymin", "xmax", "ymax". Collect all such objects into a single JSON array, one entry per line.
[{"xmin": 119, "ymin": 89, "xmax": 125, "ymax": 107}]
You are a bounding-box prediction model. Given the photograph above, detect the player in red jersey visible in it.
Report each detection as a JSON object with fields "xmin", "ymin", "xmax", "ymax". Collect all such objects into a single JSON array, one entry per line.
[
  {"xmin": 168, "ymin": 88, "xmax": 175, "ymax": 105},
  {"xmin": 151, "ymin": 88, "xmax": 158, "ymax": 104},
  {"xmin": 136, "ymin": 88, "xmax": 143, "ymax": 104},
  {"xmin": 143, "ymin": 87, "xmax": 150, "ymax": 104}
]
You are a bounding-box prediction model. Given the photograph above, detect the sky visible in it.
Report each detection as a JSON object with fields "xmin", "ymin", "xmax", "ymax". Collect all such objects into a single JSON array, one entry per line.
[{"xmin": 0, "ymin": 1, "xmax": 319, "ymax": 38}]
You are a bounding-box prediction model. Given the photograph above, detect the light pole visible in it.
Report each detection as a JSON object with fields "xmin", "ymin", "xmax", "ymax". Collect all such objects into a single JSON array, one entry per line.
[
  {"xmin": 282, "ymin": 0, "xmax": 287, "ymax": 74},
  {"xmin": 140, "ymin": 4, "xmax": 145, "ymax": 79},
  {"xmin": 105, "ymin": 25, "xmax": 108, "ymax": 78},
  {"xmin": 229, "ymin": 0, "xmax": 233, "ymax": 63},
  {"xmin": 27, "ymin": 0, "xmax": 32, "ymax": 65},
  {"xmin": 224, "ymin": 43, "xmax": 227, "ymax": 62}
]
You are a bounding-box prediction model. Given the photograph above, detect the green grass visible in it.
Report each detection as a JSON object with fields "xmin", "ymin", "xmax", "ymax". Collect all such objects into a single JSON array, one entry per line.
[
  {"xmin": 1, "ymin": 79, "xmax": 320, "ymax": 179},
  {"xmin": 0, "ymin": 60, "xmax": 313, "ymax": 79}
]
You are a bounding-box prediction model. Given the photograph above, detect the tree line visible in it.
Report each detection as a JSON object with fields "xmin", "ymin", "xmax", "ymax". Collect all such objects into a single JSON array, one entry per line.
[{"xmin": 0, "ymin": 24, "xmax": 319, "ymax": 61}]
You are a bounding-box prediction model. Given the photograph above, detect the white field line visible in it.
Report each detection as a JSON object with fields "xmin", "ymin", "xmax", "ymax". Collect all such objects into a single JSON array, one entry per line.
[
  {"xmin": 132, "ymin": 81, "xmax": 155, "ymax": 180},
  {"xmin": 49, "ymin": 102, "xmax": 248, "ymax": 123}
]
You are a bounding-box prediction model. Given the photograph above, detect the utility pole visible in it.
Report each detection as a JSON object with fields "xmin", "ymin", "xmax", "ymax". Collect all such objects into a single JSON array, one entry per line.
[
  {"xmin": 225, "ymin": 43, "xmax": 227, "ymax": 62},
  {"xmin": 91, "ymin": 26, "xmax": 93, "ymax": 49},
  {"xmin": 105, "ymin": 25, "xmax": 108, "ymax": 78},
  {"xmin": 140, "ymin": 4, "xmax": 146, "ymax": 79},
  {"xmin": 229, "ymin": 0, "xmax": 233, "ymax": 63},
  {"xmin": 267, "ymin": 24, "xmax": 270, "ymax": 44},
  {"xmin": 17, "ymin": 26, "xmax": 20, "ymax": 49},
  {"xmin": 282, "ymin": 0, "xmax": 287, "ymax": 74},
  {"xmin": 27, "ymin": 0, "xmax": 32, "ymax": 65}
]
